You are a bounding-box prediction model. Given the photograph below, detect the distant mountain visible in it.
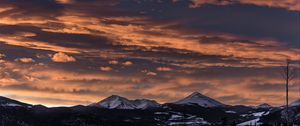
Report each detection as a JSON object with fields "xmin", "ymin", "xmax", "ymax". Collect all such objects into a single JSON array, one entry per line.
[
  {"xmin": 173, "ymin": 92, "xmax": 225, "ymax": 107},
  {"xmin": 0, "ymin": 96, "xmax": 31, "ymax": 107},
  {"xmin": 1, "ymin": 94, "xmax": 299, "ymax": 125},
  {"xmin": 260, "ymin": 100, "xmax": 300, "ymax": 124},
  {"xmin": 290, "ymin": 99, "xmax": 300, "ymax": 107},
  {"xmin": 89, "ymin": 95, "xmax": 160, "ymax": 109},
  {"xmin": 89, "ymin": 95, "xmax": 136, "ymax": 109},
  {"xmin": 132, "ymin": 99, "xmax": 160, "ymax": 109},
  {"xmin": 256, "ymin": 103, "xmax": 273, "ymax": 109}
]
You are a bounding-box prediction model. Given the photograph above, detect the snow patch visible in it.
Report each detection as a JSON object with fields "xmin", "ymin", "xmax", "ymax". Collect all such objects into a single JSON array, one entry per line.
[
  {"xmin": 237, "ymin": 118, "xmax": 261, "ymax": 126},
  {"xmin": 167, "ymin": 113, "xmax": 210, "ymax": 126},
  {"xmin": 2, "ymin": 103, "xmax": 22, "ymax": 107},
  {"xmin": 225, "ymin": 110, "xmax": 237, "ymax": 114}
]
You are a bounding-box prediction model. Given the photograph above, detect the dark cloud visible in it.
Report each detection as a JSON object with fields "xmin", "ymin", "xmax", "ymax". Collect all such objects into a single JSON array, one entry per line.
[
  {"xmin": 247, "ymin": 83, "xmax": 300, "ymax": 92},
  {"xmin": 1, "ymin": 83, "xmax": 100, "ymax": 96},
  {"xmin": 118, "ymin": 0, "xmax": 299, "ymax": 47},
  {"xmin": 0, "ymin": 0, "xmax": 63, "ymax": 18}
]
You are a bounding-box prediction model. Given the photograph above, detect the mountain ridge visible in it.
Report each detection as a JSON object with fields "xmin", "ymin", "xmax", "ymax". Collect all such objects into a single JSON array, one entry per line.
[
  {"xmin": 0, "ymin": 96, "xmax": 32, "ymax": 107},
  {"xmin": 0, "ymin": 94, "xmax": 300, "ymax": 125},
  {"xmin": 173, "ymin": 92, "xmax": 226, "ymax": 107},
  {"xmin": 89, "ymin": 95, "xmax": 160, "ymax": 109},
  {"xmin": 1, "ymin": 93, "xmax": 299, "ymax": 109},
  {"xmin": 90, "ymin": 92, "xmax": 226, "ymax": 109}
]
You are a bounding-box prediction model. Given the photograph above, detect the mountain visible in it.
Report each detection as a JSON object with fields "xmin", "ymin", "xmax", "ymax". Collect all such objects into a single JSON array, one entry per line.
[
  {"xmin": 1, "ymin": 94, "xmax": 299, "ymax": 125},
  {"xmin": 0, "ymin": 96, "xmax": 31, "ymax": 107},
  {"xmin": 260, "ymin": 102, "xmax": 300, "ymax": 124},
  {"xmin": 89, "ymin": 95, "xmax": 160, "ymax": 109},
  {"xmin": 290, "ymin": 99, "xmax": 300, "ymax": 107},
  {"xmin": 132, "ymin": 99, "xmax": 160, "ymax": 109},
  {"xmin": 89, "ymin": 95, "xmax": 136, "ymax": 109},
  {"xmin": 256, "ymin": 103, "xmax": 273, "ymax": 109},
  {"xmin": 174, "ymin": 92, "xmax": 225, "ymax": 107}
]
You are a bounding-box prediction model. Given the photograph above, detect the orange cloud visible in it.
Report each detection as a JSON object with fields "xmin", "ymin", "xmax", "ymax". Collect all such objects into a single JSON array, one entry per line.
[
  {"xmin": 15, "ymin": 58, "xmax": 35, "ymax": 63},
  {"xmin": 157, "ymin": 67, "xmax": 173, "ymax": 72},
  {"xmin": 109, "ymin": 60, "xmax": 119, "ymax": 65},
  {"xmin": 56, "ymin": 0, "xmax": 74, "ymax": 4},
  {"xmin": 0, "ymin": 7, "xmax": 13, "ymax": 13},
  {"xmin": 122, "ymin": 61, "xmax": 133, "ymax": 66},
  {"xmin": 0, "ymin": 1, "xmax": 299, "ymax": 107},
  {"xmin": 0, "ymin": 35, "xmax": 81, "ymax": 53},
  {"xmin": 0, "ymin": 53, "xmax": 5, "ymax": 58},
  {"xmin": 99, "ymin": 66, "xmax": 113, "ymax": 71},
  {"xmin": 15, "ymin": 32, "xmax": 37, "ymax": 37},
  {"xmin": 146, "ymin": 71, "xmax": 157, "ymax": 76},
  {"xmin": 0, "ymin": 16, "xmax": 48, "ymax": 25},
  {"xmin": 51, "ymin": 52, "xmax": 76, "ymax": 62},
  {"xmin": 51, "ymin": 15, "xmax": 299, "ymax": 68},
  {"xmin": 1, "ymin": 57, "xmax": 299, "ymax": 106}
]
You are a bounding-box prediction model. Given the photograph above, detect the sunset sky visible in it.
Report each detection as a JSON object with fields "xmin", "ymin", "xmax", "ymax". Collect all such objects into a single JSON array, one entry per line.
[{"xmin": 0, "ymin": 0, "xmax": 299, "ymax": 107}]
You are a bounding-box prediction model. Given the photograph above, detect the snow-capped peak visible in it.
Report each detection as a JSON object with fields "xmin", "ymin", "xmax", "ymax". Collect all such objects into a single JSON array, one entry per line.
[
  {"xmin": 290, "ymin": 99, "xmax": 300, "ymax": 107},
  {"xmin": 189, "ymin": 92, "xmax": 206, "ymax": 98},
  {"xmin": 90, "ymin": 95, "xmax": 136, "ymax": 109},
  {"xmin": 90, "ymin": 95, "xmax": 160, "ymax": 109},
  {"xmin": 174, "ymin": 92, "xmax": 225, "ymax": 107}
]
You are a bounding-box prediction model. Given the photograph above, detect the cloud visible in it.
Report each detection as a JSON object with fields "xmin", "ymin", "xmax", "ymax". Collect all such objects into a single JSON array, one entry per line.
[
  {"xmin": 0, "ymin": 69, "xmax": 18, "ymax": 84},
  {"xmin": 0, "ymin": 35, "xmax": 81, "ymax": 53},
  {"xmin": 15, "ymin": 58, "xmax": 35, "ymax": 63},
  {"xmin": 108, "ymin": 60, "xmax": 119, "ymax": 65},
  {"xmin": 50, "ymin": 14, "xmax": 299, "ymax": 67},
  {"xmin": 146, "ymin": 71, "xmax": 157, "ymax": 76},
  {"xmin": 0, "ymin": 0, "xmax": 299, "ymax": 107},
  {"xmin": 99, "ymin": 66, "xmax": 113, "ymax": 71},
  {"xmin": 0, "ymin": 53, "xmax": 5, "ymax": 58},
  {"xmin": 15, "ymin": 32, "xmax": 37, "ymax": 37},
  {"xmin": 56, "ymin": 0, "xmax": 74, "ymax": 4},
  {"xmin": 0, "ymin": 6, "xmax": 13, "ymax": 13},
  {"xmin": 1, "ymin": 1, "xmax": 297, "ymax": 68},
  {"xmin": 141, "ymin": 69, "xmax": 158, "ymax": 76},
  {"xmin": 187, "ymin": 0, "xmax": 300, "ymax": 11},
  {"xmin": 122, "ymin": 61, "xmax": 133, "ymax": 66},
  {"xmin": 0, "ymin": 56, "xmax": 299, "ymax": 106},
  {"xmin": 157, "ymin": 67, "xmax": 173, "ymax": 72},
  {"xmin": 51, "ymin": 52, "xmax": 76, "ymax": 62}
]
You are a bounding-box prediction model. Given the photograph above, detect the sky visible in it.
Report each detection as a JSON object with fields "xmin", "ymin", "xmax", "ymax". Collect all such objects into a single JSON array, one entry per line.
[{"xmin": 0, "ymin": 0, "xmax": 299, "ymax": 107}]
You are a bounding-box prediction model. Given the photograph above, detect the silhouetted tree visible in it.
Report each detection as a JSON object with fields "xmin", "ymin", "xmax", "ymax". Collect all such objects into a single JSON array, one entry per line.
[{"xmin": 280, "ymin": 59, "xmax": 296, "ymax": 125}]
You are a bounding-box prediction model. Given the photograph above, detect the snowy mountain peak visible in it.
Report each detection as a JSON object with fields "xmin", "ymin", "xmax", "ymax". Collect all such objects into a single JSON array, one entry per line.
[
  {"xmin": 189, "ymin": 92, "xmax": 205, "ymax": 98},
  {"xmin": 90, "ymin": 95, "xmax": 160, "ymax": 109},
  {"xmin": 90, "ymin": 95, "xmax": 136, "ymax": 109},
  {"xmin": 290, "ymin": 99, "xmax": 300, "ymax": 107},
  {"xmin": 174, "ymin": 92, "xmax": 225, "ymax": 107},
  {"xmin": 106, "ymin": 95, "xmax": 127, "ymax": 101}
]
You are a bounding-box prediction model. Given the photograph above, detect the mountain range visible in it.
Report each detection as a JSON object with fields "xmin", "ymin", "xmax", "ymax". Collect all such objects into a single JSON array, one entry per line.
[
  {"xmin": 89, "ymin": 92, "xmax": 224, "ymax": 109},
  {"xmin": 173, "ymin": 92, "xmax": 225, "ymax": 107},
  {"xmin": 89, "ymin": 95, "xmax": 160, "ymax": 109},
  {"xmin": 0, "ymin": 92, "xmax": 300, "ymax": 126}
]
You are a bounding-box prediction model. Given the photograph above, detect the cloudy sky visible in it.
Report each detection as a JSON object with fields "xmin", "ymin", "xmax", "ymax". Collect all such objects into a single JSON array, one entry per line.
[{"xmin": 0, "ymin": 0, "xmax": 299, "ymax": 107}]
